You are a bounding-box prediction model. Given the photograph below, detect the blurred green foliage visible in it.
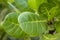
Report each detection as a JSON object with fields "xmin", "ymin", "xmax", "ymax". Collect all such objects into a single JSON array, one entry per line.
[{"xmin": 0, "ymin": 0, "xmax": 60, "ymax": 40}]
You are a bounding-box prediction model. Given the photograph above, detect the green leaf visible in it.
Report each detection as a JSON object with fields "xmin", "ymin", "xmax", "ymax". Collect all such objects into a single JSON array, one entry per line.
[
  {"xmin": 3, "ymin": 12, "xmax": 26, "ymax": 38},
  {"xmin": 18, "ymin": 12, "xmax": 47, "ymax": 36},
  {"xmin": 40, "ymin": 34, "xmax": 58, "ymax": 40},
  {"xmin": 48, "ymin": 6, "xmax": 58, "ymax": 20},
  {"xmin": 53, "ymin": 7, "xmax": 60, "ymax": 33},
  {"xmin": 14, "ymin": 0, "xmax": 32, "ymax": 12},
  {"xmin": 28, "ymin": 0, "xmax": 46, "ymax": 11},
  {"xmin": 54, "ymin": 21, "xmax": 60, "ymax": 33},
  {"xmin": 39, "ymin": 2, "xmax": 58, "ymax": 20},
  {"xmin": 55, "ymin": 7, "xmax": 60, "ymax": 21},
  {"xmin": 52, "ymin": 0, "xmax": 60, "ymax": 6}
]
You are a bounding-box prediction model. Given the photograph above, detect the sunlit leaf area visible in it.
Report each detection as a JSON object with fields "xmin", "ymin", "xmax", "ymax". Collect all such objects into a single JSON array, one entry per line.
[{"xmin": 0, "ymin": 0, "xmax": 60, "ymax": 40}]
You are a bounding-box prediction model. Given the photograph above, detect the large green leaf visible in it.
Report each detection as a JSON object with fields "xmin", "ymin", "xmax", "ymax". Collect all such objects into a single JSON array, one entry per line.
[
  {"xmin": 18, "ymin": 12, "xmax": 47, "ymax": 37},
  {"xmin": 28, "ymin": 0, "xmax": 46, "ymax": 11},
  {"xmin": 3, "ymin": 12, "xmax": 26, "ymax": 38}
]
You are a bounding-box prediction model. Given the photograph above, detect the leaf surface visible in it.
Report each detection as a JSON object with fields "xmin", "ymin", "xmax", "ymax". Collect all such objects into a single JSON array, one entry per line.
[
  {"xmin": 3, "ymin": 12, "xmax": 26, "ymax": 38},
  {"xmin": 18, "ymin": 12, "xmax": 47, "ymax": 36}
]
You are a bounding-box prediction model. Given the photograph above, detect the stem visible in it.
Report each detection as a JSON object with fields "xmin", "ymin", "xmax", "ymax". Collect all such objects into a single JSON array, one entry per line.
[
  {"xmin": 0, "ymin": 32, "xmax": 6, "ymax": 40},
  {"xmin": 8, "ymin": 2, "xmax": 21, "ymax": 14},
  {"xmin": 35, "ymin": 10, "xmax": 39, "ymax": 16}
]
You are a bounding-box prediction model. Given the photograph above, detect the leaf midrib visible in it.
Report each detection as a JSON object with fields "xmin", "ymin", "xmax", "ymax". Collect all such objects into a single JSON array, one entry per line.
[{"xmin": 21, "ymin": 20, "xmax": 47, "ymax": 24}]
